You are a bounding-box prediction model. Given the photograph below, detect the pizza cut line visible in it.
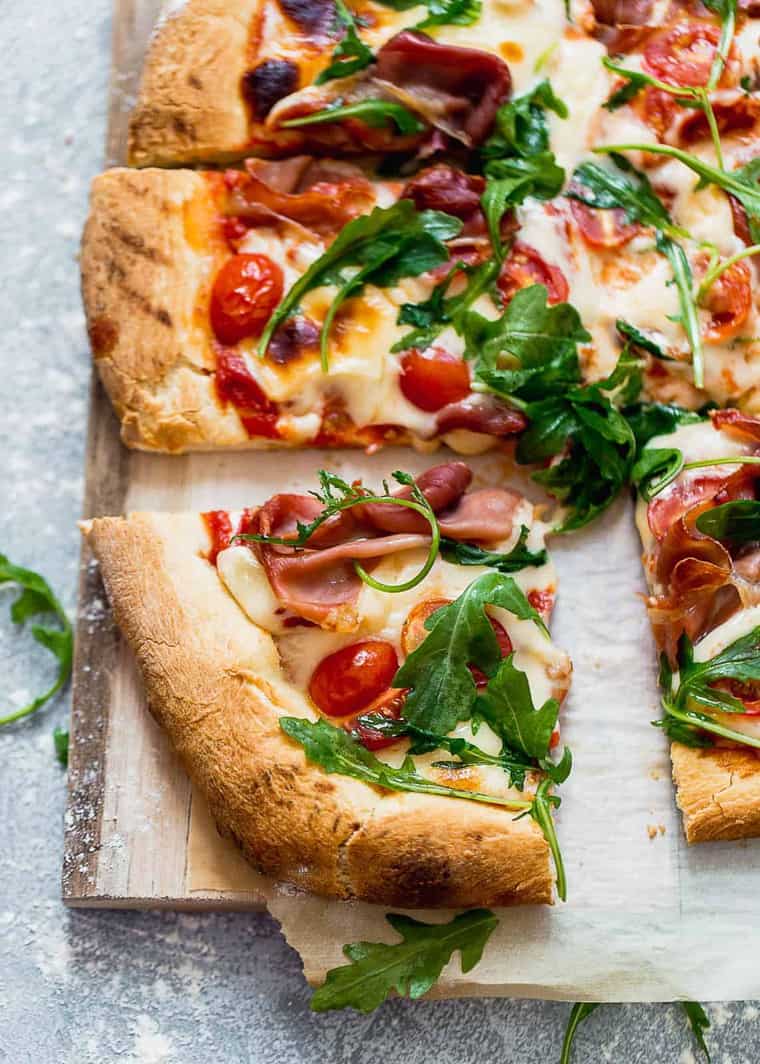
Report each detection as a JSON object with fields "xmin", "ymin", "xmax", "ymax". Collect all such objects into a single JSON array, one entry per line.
[{"xmin": 83, "ymin": 463, "xmax": 572, "ymax": 907}]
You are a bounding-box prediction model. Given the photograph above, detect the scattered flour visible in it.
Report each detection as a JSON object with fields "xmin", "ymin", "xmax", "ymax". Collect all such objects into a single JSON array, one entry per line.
[{"xmin": 129, "ymin": 1015, "xmax": 175, "ymax": 1064}]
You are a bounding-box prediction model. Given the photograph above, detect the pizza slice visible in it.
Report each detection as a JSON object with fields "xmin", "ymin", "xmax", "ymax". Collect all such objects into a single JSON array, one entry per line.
[
  {"xmin": 634, "ymin": 407, "xmax": 760, "ymax": 841},
  {"xmin": 82, "ymin": 461, "xmax": 573, "ymax": 906},
  {"xmin": 127, "ymin": 0, "xmax": 569, "ymax": 168}
]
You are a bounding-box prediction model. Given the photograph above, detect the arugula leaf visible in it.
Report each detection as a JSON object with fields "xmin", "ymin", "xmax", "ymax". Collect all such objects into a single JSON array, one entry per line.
[
  {"xmin": 560, "ymin": 1003, "xmax": 600, "ymax": 1064},
  {"xmin": 476, "ymin": 654, "xmax": 559, "ymax": 759},
  {"xmin": 392, "ymin": 259, "xmax": 499, "ymax": 353},
  {"xmin": 480, "ymin": 81, "xmax": 567, "ymax": 253},
  {"xmin": 658, "ymin": 629, "xmax": 760, "ymax": 749},
  {"xmin": 703, "ymin": 0, "xmax": 737, "ymax": 91},
  {"xmin": 602, "ymin": 55, "xmax": 701, "ymax": 111},
  {"xmin": 681, "ymin": 1001, "xmax": 711, "ymax": 1061},
  {"xmin": 376, "ymin": 0, "xmax": 482, "ymax": 27},
  {"xmin": 616, "ymin": 319, "xmax": 672, "ymax": 360},
  {"xmin": 440, "ymin": 525, "xmax": 548, "ymax": 573},
  {"xmin": 695, "ymin": 500, "xmax": 760, "ymax": 543},
  {"xmin": 624, "ymin": 402, "xmax": 703, "ymax": 452},
  {"xmin": 316, "ymin": 0, "xmax": 374, "ymax": 84},
  {"xmin": 653, "ymin": 714, "xmax": 715, "ymax": 747},
  {"xmin": 466, "ymin": 283, "xmax": 590, "ymax": 401},
  {"xmin": 568, "ymin": 156, "xmax": 685, "ymax": 237},
  {"xmin": 258, "ymin": 201, "xmax": 461, "ymax": 369},
  {"xmin": 54, "ymin": 726, "xmax": 69, "ymax": 767},
  {"xmin": 280, "ymin": 716, "xmax": 534, "ymax": 810},
  {"xmin": 632, "ymin": 446, "xmax": 685, "ymax": 501},
  {"xmin": 0, "ymin": 555, "xmax": 73, "ymax": 727},
  {"xmin": 597, "ymin": 144, "xmax": 760, "ymax": 243},
  {"xmin": 282, "ymin": 98, "xmax": 426, "ymax": 135},
  {"xmin": 393, "ymin": 570, "xmax": 548, "ymax": 735},
  {"xmin": 656, "ymin": 232, "xmax": 704, "ymax": 390},
  {"xmin": 310, "ymin": 909, "xmax": 497, "ymax": 1013}
]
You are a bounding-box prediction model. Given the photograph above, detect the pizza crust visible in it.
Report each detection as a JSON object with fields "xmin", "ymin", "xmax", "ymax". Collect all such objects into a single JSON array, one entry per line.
[
  {"xmin": 83, "ymin": 511, "xmax": 554, "ymax": 907},
  {"xmin": 128, "ymin": 0, "xmax": 261, "ymax": 168},
  {"xmin": 671, "ymin": 742, "xmax": 760, "ymax": 844}
]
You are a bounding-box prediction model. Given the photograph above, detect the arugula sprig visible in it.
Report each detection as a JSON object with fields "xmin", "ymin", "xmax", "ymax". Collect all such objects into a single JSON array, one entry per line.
[
  {"xmin": 695, "ymin": 499, "xmax": 760, "ymax": 542},
  {"xmin": 392, "ymin": 259, "xmax": 499, "ymax": 353},
  {"xmin": 393, "ymin": 569, "xmax": 548, "ymax": 735},
  {"xmin": 54, "ymin": 726, "xmax": 69, "ymax": 767},
  {"xmin": 467, "ymin": 284, "xmax": 641, "ymax": 530},
  {"xmin": 634, "ymin": 452, "xmax": 760, "ymax": 501},
  {"xmin": 237, "ymin": 469, "xmax": 441, "ymax": 595},
  {"xmin": 0, "ymin": 555, "xmax": 72, "ymax": 727},
  {"xmin": 561, "ymin": 1002, "xmax": 711, "ymax": 1062},
  {"xmin": 656, "ymin": 628, "xmax": 760, "ymax": 749},
  {"xmin": 310, "ymin": 908, "xmax": 497, "ymax": 1013},
  {"xmin": 569, "ymin": 156, "xmax": 705, "ymax": 387},
  {"xmin": 440, "ymin": 524, "xmax": 548, "ymax": 573},
  {"xmin": 316, "ymin": 0, "xmax": 374, "ymax": 84},
  {"xmin": 682, "ymin": 1000, "xmax": 712, "ymax": 1061},
  {"xmin": 282, "ymin": 98, "xmax": 425, "ymax": 136},
  {"xmin": 480, "ymin": 81, "xmax": 567, "ymax": 255},
  {"xmin": 258, "ymin": 200, "xmax": 461, "ymax": 370},
  {"xmin": 376, "ymin": 0, "xmax": 482, "ymax": 28}
]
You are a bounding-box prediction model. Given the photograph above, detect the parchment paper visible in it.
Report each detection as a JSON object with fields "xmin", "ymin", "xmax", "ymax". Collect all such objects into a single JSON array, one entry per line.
[{"xmin": 162, "ymin": 448, "xmax": 760, "ymax": 1001}]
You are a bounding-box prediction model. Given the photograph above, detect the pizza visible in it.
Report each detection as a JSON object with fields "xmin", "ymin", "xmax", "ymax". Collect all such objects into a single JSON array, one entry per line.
[
  {"xmin": 79, "ymin": 0, "xmax": 760, "ymax": 927},
  {"xmin": 635, "ymin": 408, "xmax": 760, "ymax": 841},
  {"xmin": 82, "ymin": 462, "xmax": 572, "ymax": 906}
]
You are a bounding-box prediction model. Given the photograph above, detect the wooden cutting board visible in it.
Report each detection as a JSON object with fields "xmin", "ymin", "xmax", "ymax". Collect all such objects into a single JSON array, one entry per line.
[{"xmin": 62, "ymin": 0, "xmax": 271, "ymax": 909}]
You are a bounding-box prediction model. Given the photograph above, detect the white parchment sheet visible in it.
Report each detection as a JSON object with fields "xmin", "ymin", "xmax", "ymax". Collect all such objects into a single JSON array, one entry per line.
[{"xmin": 128, "ymin": 446, "xmax": 760, "ymax": 1001}]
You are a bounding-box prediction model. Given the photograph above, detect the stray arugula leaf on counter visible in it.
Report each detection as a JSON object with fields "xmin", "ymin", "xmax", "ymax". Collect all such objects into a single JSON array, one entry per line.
[
  {"xmin": 53, "ymin": 726, "xmax": 69, "ymax": 767},
  {"xmin": 393, "ymin": 569, "xmax": 547, "ymax": 735},
  {"xmin": 480, "ymin": 81, "xmax": 567, "ymax": 254},
  {"xmin": 392, "ymin": 258, "xmax": 499, "ymax": 353},
  {"xmin": 656, "ymin": 629, "xmax": 760, "ymax": 749},
  {"xmin": 695, "ymin": 500, "xmax": 760, "ymax": 543},
  {"xmin": 681, "ymin": 1001, "xmax": 712, "ymax": 1061},
  {"xmin": 440, "ymin": 525, "xmax": 548, "ymax": 573},
  {"xmin": 316, "ymin": 0, "xmax": 374, "ymax": 84},
  {"xmin": 282, "ymin": 98, "xmax": 426, "ymax": 136},
  {"xmin": 310, "ymin": 908, "xmax": 497, "ymax": 1013},
  {"xmin": 237, "ymin": 469, "xmax": 441, "ymax": 595},
  {"xmin": 560, "ymin": 1002, "xmax": 600, "ymax": 1064},
  {"xmin": 376, "ymin": 0, "xmax": 482, "ymax": 28},
  {"xmin": 280, "ymin": 716, "xmax": 536, "ymax": 812},
  {"xmin": 258, "ymin": 200, "xmax": 461, "ymax": 370},
  {"xmin": 0, "ymin": 555, "xmax": 72, "ymax": 727}
]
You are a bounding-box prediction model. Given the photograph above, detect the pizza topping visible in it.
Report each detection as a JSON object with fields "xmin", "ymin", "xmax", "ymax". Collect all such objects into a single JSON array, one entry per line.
[
  {"xmin": 672, "ymin": 93, "xmax": 760, "ymax": 146},
  {"xmin": 643, "ymin": 22, "xmax": 721, "ymax": 88},
  {"xmin": 712, "ymin": 409, "xmax": 760, "ymax": 445},
  {"xmin": 401, "ymin": 165, "xmax": 486, "ymax": 227},
  {"xmin": 214, "ymin": 350, "xmax": 281, "ymax": 439},
  {"xmin": 266, "ymin": 316, "xmax": 320, "ymax": 366},
  {"xmin": 242, "ymin": 59, "xmax": 300, "ymax": 121},
  {"xmin": 309, "ymin": 640, "xmax": 399, "ymax": 717},
  {"xmin": 569, "ymin": 196, "xmax": 639, "ymax": 249},
  {"xmin": 497, "ymin": 242, "xmax": 569, "ymax": 305},
  {"xmin": 373, "ymin": 31, "xmax": 512, "ymax": 146},
  {"xmin": 435, "ymin": 393, "xmax": 528, "ymax": 439},
  {"xmin": 400, "ymin": 596, "xmax": 512, "ymax": 687},
  {"xmin": 210, "ymin": 254, "xmax": 284, "ymax": 345},
  {"xmin": 358, "ymin": 461, "xmax": 472, "ymax": 534},
  {"xmin": 278, "ymin": 0, "xmax": 338, "ymax": 39},
  {"xmin": 700, "ymin": 257, "xmax": 752, "ymax": 342},
  {"xmin": 346, "ymin": 688, "xmax": 407, "ymax": 751},
  {"xmin": 202, "ymin": 510, "xmax": 235, "ymax": 567},
  {"xmin": 399, "ymin": 347, "xmax": 471, "ymax": 412}
]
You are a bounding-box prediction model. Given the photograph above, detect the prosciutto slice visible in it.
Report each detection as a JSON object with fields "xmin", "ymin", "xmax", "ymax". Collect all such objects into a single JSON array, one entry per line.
[
  {"xmin": 435, "ymin": 393, "xmax": 528, "ymax": 438},
  {"xmin": 359, "ymin": 462, "xmax": 472, "ymax": 534}
]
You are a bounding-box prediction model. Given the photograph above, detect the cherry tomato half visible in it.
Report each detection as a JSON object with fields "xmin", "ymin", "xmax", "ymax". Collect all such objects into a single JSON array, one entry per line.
[
  {"xmin": 569, "ymin": 198, "xmax": 638, "ymax": 249},
  {"xmin": 309, "ymin": 640, "xmax": 400, "ymax": 717},
  {"xmin": 711, "ymin": 678, "xmax": 760, "ymax": 714},
  {"xmin": 346, "ymin": 688, "xmax": 408, "ymax": 751},
  {"xmin": 210, "ymin": 253, "xmax": 284, "ymax": 345},
  {"xmin": 497, "ymin": 242, "xmax": 569, "ymax": 306},
  {"xmin": 399, "ymin": 346, "xmax": 471, "ymax": 412},
  {"xmin": 643, "ymin": 22, "xmax": 720, "ymax": 88},
  {"xmin": 702, "ymin": 259, "xmax": 752, "ymax": 343}
]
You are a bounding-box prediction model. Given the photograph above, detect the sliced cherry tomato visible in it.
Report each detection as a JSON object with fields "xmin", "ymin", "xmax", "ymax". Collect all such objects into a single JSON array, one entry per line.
[
  {"xmin": 528, "ymin": 588, "xmax": 555, "ymax": 616},
  {"xmin": 497, "ymin": 242, "xmax": 569, "ymax": 305},
  {"xmin": 210, "ymin": 253, "xmax": 284, "ymax": 345},
  {"xmin": 309, "ymin": 640, "xmax": 400, "ymax": 717},
  {"xmin": 702, "ymin": 259, "xmax": 752, "ymax": 343},
  {"xmin": 346, "ymin": 688, "xmax": 408, "ymax": 750},
  {"xmin": 636, "ymin": 86, "xmax": 680, "ymax": 139},
  {"xmin": 569, "ymin": 197, "xmax": 638, "ymax": 249},
  {"xmin": 401, "ymin": 598, "xmax": 512, "ymax": 687},
  {"xmin": 202, "ymin": 510, "xmax": 234, "ymax": 566},
  {"xmin": 221, "ymin": 216, "xmax": 250, "ymax": 251},
  {"xmin": 643, "ymin": 22, "xmax": 720, "ymax": 88},
  {"xmin": 215, "ymin": 350, "xmax": 281, "ymax": 439},
  {"xmin": 399, "ymin": 346, "xmax": 471, "ymax": 413}
]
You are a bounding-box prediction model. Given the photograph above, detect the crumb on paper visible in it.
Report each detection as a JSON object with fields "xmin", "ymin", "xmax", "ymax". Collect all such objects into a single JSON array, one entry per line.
[
  {"xmin": 649, "ymin": 767, "xmax": 662, "ymax": 781},
  {"xmin": 647, "ymin": 824, "xmax": 667, "ymax": 839}
]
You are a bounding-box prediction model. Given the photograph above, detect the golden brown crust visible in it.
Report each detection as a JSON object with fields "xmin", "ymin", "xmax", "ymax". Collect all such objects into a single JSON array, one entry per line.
[
  {"xmin": 128, "ymin": 1, "xmax": 262, "ymax": 168},
  {"xmin": 83, "ymin": 512, "xmax": 554, "ymax": 907},
  {"xmin": 81, "ymin": 167, "xmax": 270, "ymax": 453},
  {"xmin": 672, "ymin": 742, "xmax": 760, "ymax": 843}
]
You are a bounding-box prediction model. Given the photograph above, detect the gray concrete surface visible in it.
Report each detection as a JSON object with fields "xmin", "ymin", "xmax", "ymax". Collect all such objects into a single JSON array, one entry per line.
[{"xmin": 0, "ymin": 3, "xmax": 758, "ymax": 1061}]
